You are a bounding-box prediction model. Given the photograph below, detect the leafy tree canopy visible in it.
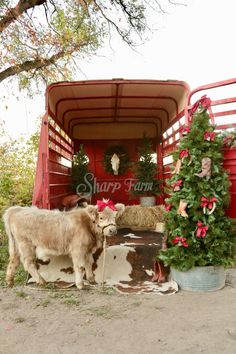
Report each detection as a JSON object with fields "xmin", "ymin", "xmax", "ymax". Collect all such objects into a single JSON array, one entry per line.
[
  {"xmin": 0, "ymin": 0, "xmax": 186, "ymax": 91},
  {"xmin": 0, "ymin": 120, "xmax": 40, "ymax": 214}
]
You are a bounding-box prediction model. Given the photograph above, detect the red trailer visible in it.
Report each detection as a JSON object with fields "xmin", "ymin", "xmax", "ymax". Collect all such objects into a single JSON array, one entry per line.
[{"xmin": 32, "ymin": 78, "xmax": 236, "ymax": 218}]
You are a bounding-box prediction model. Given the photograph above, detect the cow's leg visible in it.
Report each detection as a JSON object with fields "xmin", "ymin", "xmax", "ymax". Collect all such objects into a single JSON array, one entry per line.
[
  {"xmin": 6, "ymin": 253, "xmax": 20, "ymax": 287},
  {"xmin": 85, "ymin": 253, "xmax": 95, "ymax": 283},
  {"xmin": 19, "ymin": 241, "xmax": 46, "ymax": 285},
  {"xmin": 71, "ymin": 253, "xmax": 86, "ymax": 289}
]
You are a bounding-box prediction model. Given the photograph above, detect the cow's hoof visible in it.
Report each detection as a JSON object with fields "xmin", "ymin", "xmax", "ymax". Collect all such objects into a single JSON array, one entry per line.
[
  {"xmin": 6, "ymin": 279, "xmax": 14, "ymax": 287},
  {"xmin": 38, "ymin": 277, "xmax": 46, "ymax": 286},
  {"xmin": 76, "ymin": 283, "xmax": 84, "ymax": 290},
  {"xmin": 87, "ymin": 275, "xmax": 95, "ymax": 284}
]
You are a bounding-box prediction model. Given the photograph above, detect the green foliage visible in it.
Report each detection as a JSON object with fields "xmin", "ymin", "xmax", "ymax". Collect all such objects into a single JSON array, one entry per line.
[
  {"xmin": 71, "ymin": 144, "xmax": 91, "ymax": 193},
  {"xmin": 131, "ymin": 135, "xmax": 161, "ymax": 196},
  {"xmin": 0, "ymin": 123, "xmax": 39, "ymax": 286},
  {"xmin": 0, "ymin": 129, "xmax": 39, "ymax": 214},
  {"xmin": 0, "ymin": 1, "xmax": 102, "ymax": 90},
  {"xmin": 0, "ymin": 220, "xmax": 27, "ymax": 286},
  {"xmin": 220, "ymin": 129, "xmax": 236, "ymax": 148},
  {"xmin": 158, "ymin": 109, "xmax": 236, "ymax": 271}
]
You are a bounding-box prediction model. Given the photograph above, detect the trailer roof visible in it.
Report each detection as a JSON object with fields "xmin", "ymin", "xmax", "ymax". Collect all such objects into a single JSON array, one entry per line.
[{"xmin": 46, "ymin": 79, "xmax": 190, "ymax": 140}]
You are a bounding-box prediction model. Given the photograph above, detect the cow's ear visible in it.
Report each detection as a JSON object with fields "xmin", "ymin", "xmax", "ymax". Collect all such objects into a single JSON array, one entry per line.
[
  {"xmin": 115, "ymin": 203, "xmax": 125, "ymax": 218},
  {"xmin": 86, "ymin": 205, "xmax": 98, "ymax": 221}
]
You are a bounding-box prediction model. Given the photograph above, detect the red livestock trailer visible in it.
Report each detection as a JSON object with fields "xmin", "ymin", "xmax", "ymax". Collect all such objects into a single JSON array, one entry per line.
[{"xmin": 32, "ymin": 78, "xmax": 236, "ymax": 218}]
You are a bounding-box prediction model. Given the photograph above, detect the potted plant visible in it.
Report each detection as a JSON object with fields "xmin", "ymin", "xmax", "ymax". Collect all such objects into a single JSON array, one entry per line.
[
  {"xmin": 131, "ymin": 135, "xmax": 161, "ymax": 206},
  {"xmin": 157, "ymin": 96, "xmax": 236, "ymax": 291}
]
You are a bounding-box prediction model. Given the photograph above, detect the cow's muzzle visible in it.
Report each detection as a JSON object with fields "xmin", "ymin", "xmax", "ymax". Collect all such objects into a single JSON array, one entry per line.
[{"xmin": 102, "ymin": 223, "xmax": 117, "ymax": 236}]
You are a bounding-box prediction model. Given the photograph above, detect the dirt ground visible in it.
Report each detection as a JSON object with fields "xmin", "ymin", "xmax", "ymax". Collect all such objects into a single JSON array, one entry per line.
[{"xmin": 0, "ymin": 280, "xmax": 236, "ymax": 354}]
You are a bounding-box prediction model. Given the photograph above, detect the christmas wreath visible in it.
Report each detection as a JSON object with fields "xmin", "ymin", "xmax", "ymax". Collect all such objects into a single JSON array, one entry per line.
[{"xmin": 103, "ymin": 145, "xmax": 130, "ymax": 175}]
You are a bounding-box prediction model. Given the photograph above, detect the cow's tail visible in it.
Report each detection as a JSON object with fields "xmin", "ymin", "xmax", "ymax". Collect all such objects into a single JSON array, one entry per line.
[{"xmin": 3, "ymin": 206, "xmax": 22, "ymax": 286}]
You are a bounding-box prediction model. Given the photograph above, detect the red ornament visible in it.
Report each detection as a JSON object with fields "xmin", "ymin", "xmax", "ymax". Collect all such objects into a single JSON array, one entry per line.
[
  {"xmin": 189, "ymin": 95, "xmax": 211, "ymax": 116},
  {"xmin": 172, "ymin": 236, "xmax": 188, "ymax": 248},
  {"xmin": 196, "ymin": 221, "xmax": 209, "ymax": 238},
  {"xmin": 96, "ymin": 199, "xmax": 116, "ymax": 212},
  {"xmin": 204, "ymin": 131, "xmax": 216, "ymax": 141}
]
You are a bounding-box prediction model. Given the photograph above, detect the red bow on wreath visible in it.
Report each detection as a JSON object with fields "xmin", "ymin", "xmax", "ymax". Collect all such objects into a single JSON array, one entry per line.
[
  {"xmin": 189, "ymin": 95, "xmax": 211, "ymax": 116},
  {"xmin": 96, "ymin": 199, "xmax": 116, "ymax": 212},
  {"xmin": 196, "ymin": 221, "xmax": 209, "ymax": 238},
  {"xmin": 172, "ymin": 236, "xmax": 188, "ymax": 248},
  {"xmin": 200, "ymin": 196, "xmax": 217, "ymax": 214},
  {"xmin": 204, "ymin": 131, "xmax": 216, "ymax": 141}
]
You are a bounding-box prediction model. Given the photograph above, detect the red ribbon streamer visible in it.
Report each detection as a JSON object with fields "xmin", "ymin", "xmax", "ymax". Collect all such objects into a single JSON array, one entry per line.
[{"xmin": 96, "ymin": 199, "xmax": 116, "ymax": 212}]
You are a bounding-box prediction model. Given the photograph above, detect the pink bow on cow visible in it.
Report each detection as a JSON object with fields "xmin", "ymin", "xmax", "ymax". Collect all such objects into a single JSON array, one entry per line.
[
  {"xmin": 189, "ymin": 95, "xmax": 212, "ymax": 116},
  {"xmin": 96, "ymin": 199, "xmax": 116, "ymax": 212},
  {"xmin": 196, "ymin": 221, "xmax": 209, "ymax": 238}
]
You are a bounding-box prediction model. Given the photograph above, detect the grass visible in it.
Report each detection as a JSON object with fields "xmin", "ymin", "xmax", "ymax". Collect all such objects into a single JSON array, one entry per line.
[
  {"xmin": 36, "ymin": 299, "xmax": 51, "ymax": 308},
  {"xmin": 50, "ymin": 291, "xmax": 79, "ymax": 306},
  {"xmin": 86, "ymin": 305, "xmax": 111, "ymax": 318},
  {"xmin": 15, "ymin": 317, "xmax": 26, "ymax": 323},
  {"xmin": 15, "ymin": 290, "xmax": 29, "ymax": 298},
  {"xmin": 97, "ymin": 286, "xmax": 116, "ymax": 295}
]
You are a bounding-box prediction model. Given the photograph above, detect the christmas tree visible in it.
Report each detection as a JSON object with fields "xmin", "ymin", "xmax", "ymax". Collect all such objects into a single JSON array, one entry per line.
[
  {"xmin": 158, "ymin": 96, "xmax": 235, "ymax": 271},
  {"xmin": 71, "ymin": 144, "xmax": 90, "ymax": 193},
  {"xmin": 131, "ymin": 135, "xmax": 161, "ymax": 196}
]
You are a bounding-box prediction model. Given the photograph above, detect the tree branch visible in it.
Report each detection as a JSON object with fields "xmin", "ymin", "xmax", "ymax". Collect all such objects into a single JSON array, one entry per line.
[
  {"xmin": 0, "ymin": 0, "xmax": 46, "ymax": 33},
  {"xmin": 0, "ymin": 50, "xmax": 68, "ymax": 82}
]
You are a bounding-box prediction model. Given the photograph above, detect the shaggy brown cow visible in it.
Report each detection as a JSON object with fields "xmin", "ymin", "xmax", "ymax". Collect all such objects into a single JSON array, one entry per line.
[{"xmin": 3, "ymin": 202, "xmax": 125, "ymax": 289}]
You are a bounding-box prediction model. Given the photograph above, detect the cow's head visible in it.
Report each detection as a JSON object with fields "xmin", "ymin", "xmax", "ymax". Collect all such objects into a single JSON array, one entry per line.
[
  {"xmin": 110, "ymin": 153, "xmax": 120, "ymax": 175},
  {"xmin": 86, "ymin": 199, "xmax": 125, "ymax": 237}
]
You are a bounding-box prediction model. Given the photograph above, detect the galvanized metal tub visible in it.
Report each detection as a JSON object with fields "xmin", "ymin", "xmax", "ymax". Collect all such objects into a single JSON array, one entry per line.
[{"xmin": 171, "ymin": 266, "xmax": 226, "ymax": 292}]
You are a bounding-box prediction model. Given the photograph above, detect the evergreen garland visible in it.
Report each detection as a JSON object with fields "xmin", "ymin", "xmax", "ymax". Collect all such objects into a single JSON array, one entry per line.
[{"xmin": 158, "ymin": 99, "xmax": 236, "ymax": 271}]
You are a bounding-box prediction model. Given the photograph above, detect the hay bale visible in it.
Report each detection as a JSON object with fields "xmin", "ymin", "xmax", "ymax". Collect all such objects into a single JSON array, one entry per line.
[{"xmin": 117, "ymin": 205, "xmax": 165, "ymax": 229}]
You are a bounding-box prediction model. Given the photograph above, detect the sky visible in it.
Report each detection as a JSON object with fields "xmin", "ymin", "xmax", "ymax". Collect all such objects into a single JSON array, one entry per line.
[{"xmin": 1, "ymin": 0, "xmax": 236, "ymax": 138}]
